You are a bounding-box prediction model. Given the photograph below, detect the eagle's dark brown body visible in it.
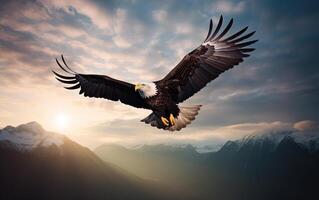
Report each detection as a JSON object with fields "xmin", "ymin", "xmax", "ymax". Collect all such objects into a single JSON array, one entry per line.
[{"xmin": 144, "ymin": 85, "xmax": 180, "ymax": 119}]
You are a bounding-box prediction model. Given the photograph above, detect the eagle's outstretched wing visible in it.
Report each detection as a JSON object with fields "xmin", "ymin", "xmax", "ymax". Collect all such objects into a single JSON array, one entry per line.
[
  {"xmin": 53, "ymin": 55, "xmax": 150, "ymax": 109},
  {"xmin": 157, "ymin": 15, "xmax": 257, "ymax": 103}
]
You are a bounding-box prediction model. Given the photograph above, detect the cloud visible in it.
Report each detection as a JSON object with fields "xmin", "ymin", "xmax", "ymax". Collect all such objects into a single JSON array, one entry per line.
[
  {"xmin": 294, "ymin": 120, "xmax": 319, "ymax": 131},
  {"xmin": 79, "ymin": 118, "xmax": 317, "ymax": 150},
  {"xmin": 112, "ymin": 8, "xmax": 150, "ymax": 48},
  {"xmin": 212, "ymin": 1, "xmax": 246, "ymax": 14},
  {"xmin": 85, "ymin": 120, "xmax": 297, "ymax": 148},
  {"xmin": 152, "ymin": 10, "xmax": 167, "ymax": 23},
  {"xmin": 41, "ymin": 0, "xmax": 113, "ymax": 31},
  {"xmin": 56, "ymin": 24, "xmax": 86, "ymax": 38},
  {"xmin": 216, "ymin": 120, "xmax": 319, "ymax": 140},
  {"xmin": 0, "ymin": 0, "xmax": 318, "ymax": 149},
  {"xmin": 211, "ymin": 121, "xmax": 293, "ymax": 139}
]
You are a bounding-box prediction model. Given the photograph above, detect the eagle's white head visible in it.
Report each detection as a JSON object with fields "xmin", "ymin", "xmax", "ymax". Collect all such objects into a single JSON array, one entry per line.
[{"xmin": 135, "ymin": 82, "xmax": 157, "ymax": 98}]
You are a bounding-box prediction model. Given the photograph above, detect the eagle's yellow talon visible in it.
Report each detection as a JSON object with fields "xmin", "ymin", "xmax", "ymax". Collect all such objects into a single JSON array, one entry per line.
[
  {"xmin": 169, "ymin": 114, "xmax": 175, "ymax": 126},
  {"xmin": 161, "ymin": 116, "xmax": 169, "ymax": 126}
]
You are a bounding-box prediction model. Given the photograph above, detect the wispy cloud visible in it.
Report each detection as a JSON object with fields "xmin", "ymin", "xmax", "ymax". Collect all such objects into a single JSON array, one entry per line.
[{"xmin": 211, "ymin": 1, "xmax": 246, "ymax": 14}]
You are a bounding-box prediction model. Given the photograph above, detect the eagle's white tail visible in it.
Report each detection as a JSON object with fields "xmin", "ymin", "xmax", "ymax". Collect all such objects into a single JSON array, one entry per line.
[
  {"xmin": 141, "ymin": 105, "xmax": 202, "ymax": 131},
  {"xmin": 168, "ymin": 105, "xmax": 201, "ymax": 131}
]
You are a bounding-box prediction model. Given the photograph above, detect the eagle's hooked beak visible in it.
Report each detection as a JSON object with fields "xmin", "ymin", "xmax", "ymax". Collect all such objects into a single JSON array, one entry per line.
[{"xmin": 135, "ymin": 84, "xmax": 143, "ymax": 91}]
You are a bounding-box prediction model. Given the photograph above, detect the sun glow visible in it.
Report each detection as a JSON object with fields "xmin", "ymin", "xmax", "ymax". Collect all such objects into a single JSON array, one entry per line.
[{"xmin": 54, "ymin": 113, "xmax": 70, "ymax": 131}]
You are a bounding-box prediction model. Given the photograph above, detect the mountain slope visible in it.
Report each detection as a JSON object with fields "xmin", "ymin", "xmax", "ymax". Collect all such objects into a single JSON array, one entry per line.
[
  {"xmin": 0, "ymin": 122, "xmax": 182, "ymax": 200},
  {"xmin": 207, "ymin": 134, "xmax": 319, "ymax": 200},
  {"xmin": 95, "ymin": 133, "xmax": 319, "ymax": 200},
  {"xmin": 95, "ymin": 144, "xmax": 209, "ymax": 190}
]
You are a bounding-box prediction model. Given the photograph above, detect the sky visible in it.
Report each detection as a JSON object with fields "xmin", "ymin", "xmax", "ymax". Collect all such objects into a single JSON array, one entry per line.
[{"xmin": 0, "ymin": 0, "xmax": 318, "ymax": 149}]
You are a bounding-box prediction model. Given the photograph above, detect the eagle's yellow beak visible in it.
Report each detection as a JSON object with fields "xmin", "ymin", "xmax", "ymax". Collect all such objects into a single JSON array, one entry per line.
[{"xmin": 135, "ymin": 84, "xmax": 143, "ymax": 91}]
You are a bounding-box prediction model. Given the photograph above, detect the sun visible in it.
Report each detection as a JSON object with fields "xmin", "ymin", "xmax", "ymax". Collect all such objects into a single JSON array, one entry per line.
[{"xmin": 54, "ymin": 113, "xmax": 69, "ymax": 130}]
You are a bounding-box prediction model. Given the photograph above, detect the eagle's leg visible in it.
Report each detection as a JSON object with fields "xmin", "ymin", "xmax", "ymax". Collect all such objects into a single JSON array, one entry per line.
[
  {"xmin": 161, "ymin": 116, "xmax": 169, "ymax": 126},
  {"xmin": 169, "ymin": 114, "xmax": 175, "ymax": 126}
]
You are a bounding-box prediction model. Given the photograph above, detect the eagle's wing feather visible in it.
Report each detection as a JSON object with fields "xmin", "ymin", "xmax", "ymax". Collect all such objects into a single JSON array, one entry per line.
[
  {"xmin": 158, "ymin": 16, "xmax": 257, "ymax": 103},
  {"xmin": 53, "ymin": 55, "xmax": 149, "ymax": 109}
]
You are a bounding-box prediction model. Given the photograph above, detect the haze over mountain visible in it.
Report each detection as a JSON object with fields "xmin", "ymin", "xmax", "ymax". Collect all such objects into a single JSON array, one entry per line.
[
  {"xmin": 0, "ymin": 122, "xmax": 182, "ymax": 200},
  {"xmin": 96, "ymin": 131, "xmax": 319, "ymax": 200},
  {"xmin": 1, "ymin": 121, "xmax": 318, "ymax": 200}
]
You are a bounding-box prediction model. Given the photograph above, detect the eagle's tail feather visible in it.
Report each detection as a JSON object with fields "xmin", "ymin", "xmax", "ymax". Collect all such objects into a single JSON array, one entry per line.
[{"xmin": 141, "ymin": 105, "xmax": 201, "ymax": 131}]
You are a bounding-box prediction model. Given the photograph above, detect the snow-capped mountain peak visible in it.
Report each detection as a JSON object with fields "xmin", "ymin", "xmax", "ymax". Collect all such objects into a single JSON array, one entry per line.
[
  {"xmin": 222, "ymin": 130, "xmax": 319, "ymax": 153},
  {"xmin": 0, "ymin": 122, "xmax": 65, "ymax": 151}
]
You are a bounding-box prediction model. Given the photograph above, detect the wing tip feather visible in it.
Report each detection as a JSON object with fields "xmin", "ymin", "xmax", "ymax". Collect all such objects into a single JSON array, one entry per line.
[{"xmin": 64, "ymin": 83, "xmax": 80, "ymax": 90}]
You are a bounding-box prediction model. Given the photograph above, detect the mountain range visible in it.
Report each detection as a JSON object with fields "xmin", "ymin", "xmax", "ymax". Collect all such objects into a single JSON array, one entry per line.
[
  {"xmin": 0, "ymin": 122, "xmax": 182, "ymax": 200},
  {"xmin": 1, "ymin": 121, "xmax": 318, "ymax": 200},
  {"xmin": 95, "ymin": 131, "xmax": 319, "ymax": 200}
]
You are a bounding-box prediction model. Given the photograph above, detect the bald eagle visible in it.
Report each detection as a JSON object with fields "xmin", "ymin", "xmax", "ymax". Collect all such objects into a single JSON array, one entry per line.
[{"xmin": 53, "ymin": 16, "xmax": 257, "ymax": 131}]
